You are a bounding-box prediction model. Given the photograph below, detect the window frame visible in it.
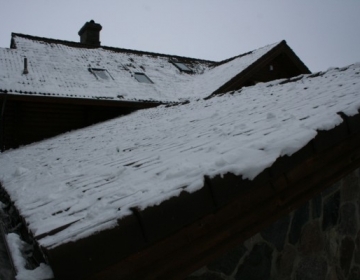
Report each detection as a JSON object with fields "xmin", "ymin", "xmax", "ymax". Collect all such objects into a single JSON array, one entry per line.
[
  {"xmin": 134, "ymin": 72, "xmax": 154, "ymax": 84},
  {"xmin": 171, "ymin": 60, "xmax": 193, "ymax": 73},
  {"xmin": 88, "ymin": 68, "xmax": 114, "ymax": 80}
]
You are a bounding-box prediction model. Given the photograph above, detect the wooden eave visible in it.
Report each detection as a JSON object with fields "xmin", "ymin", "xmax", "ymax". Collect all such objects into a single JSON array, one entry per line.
[
  {"xmin": 207, "ymin": 40, "xmax": 311, "ymax": 99},
  {"xmin": 34, "ymin": 109, "xmax": 360, "ymax": 280},
  {"xmin": 0, "ymin": 92, "xmax": 167, "ymax": 109}
]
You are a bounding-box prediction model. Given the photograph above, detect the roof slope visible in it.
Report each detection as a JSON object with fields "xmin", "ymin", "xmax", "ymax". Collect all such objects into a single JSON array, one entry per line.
[
  {"xmin": 0, "ymin": 63, "xmax": 359, "ymax": 250},
  {"xmin": 0, "ymin": 34, "xmax": 282, "ymax": 102}
]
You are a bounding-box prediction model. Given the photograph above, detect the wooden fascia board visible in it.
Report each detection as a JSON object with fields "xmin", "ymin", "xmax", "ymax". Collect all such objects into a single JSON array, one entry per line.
[
  {"xmin": 85, "ymin": 111, "xmax": 360, "ymax": 280},
  {"xmin": 0, "ymin": 93, "xmax": 163, "ymax": 109}
]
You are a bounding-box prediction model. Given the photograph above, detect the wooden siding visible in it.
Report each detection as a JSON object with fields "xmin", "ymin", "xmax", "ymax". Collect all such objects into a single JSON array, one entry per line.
[
  {"xmin": 208, "ymin": 41, "xmax": 311, "ymax": 97},
  {"xmin": 1, "ymin": 100, "xmax": 135, "ymax": 150},
  {"xmin": 232, "ymin": 52, "xmax": 308, "ymax": 89},
  {"xmin": 249, "ymin": 53, "xmax": 306, "ymax": 85}
]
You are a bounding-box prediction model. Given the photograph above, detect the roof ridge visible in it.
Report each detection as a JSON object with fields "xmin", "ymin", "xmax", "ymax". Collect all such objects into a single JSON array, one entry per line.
[{"xmin": 11, "ymin": 33, "xmax": 216, "ymax": 64}]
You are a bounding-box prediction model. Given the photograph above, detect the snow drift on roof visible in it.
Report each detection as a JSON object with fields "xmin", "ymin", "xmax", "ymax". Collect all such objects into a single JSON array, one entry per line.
[
  {"xmin": 0, "ymin": 62, "xmax": 359, "ymax": 249},
  {"xmin": 0, "ymin": 35, "xmax": 280, "ymax": 102}
]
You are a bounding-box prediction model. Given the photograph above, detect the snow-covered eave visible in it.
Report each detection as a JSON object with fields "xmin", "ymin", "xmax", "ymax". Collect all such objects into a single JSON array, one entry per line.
[{"xmin": 42, "ymin": 110, "xmax": 360, "ymax": 279}]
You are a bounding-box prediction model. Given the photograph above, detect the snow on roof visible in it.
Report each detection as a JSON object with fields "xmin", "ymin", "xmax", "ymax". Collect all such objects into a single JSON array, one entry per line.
[
  {"xmin": 0, "ymin": 34, "xmax": 280, "ymax": 102},
  {"xmin": 0, "ymin": 63, "xmax": 359, "ymax": 249}
]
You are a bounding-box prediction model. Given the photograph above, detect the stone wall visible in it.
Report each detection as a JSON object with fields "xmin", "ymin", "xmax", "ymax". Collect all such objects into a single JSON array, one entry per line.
[{"xmin": 187, "ymin": 167, "xmax": 360, "ymax": 280}]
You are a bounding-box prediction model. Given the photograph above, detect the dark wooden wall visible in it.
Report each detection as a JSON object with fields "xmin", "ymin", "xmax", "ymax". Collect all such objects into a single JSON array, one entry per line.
[
  {"xmin": 0, "ymin": 100, "xmax": 135, "ymax": 150},
  {"xmin": 210, "ymin": 51, "xmax": 310, "ymax": 97},
  {"xmin": 249, "ymin": 53, "xmax": 306, "ymax": 85}
]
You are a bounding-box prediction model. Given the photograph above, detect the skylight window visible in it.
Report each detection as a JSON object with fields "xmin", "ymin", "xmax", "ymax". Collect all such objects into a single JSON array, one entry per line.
[
  {"xmin": 134, "ymin": 72, "xmax": 153, "ymax": 84},
  {"xmin": 171, "ymin": 61, "xmax": 192, "ymax": 73},
  {"xmin": 89, "ymin": 68, "xmax": 112, "ymax": 80}
]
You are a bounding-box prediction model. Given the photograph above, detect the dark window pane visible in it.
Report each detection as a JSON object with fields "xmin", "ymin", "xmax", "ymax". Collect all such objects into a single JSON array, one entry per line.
[
  {"xmin": 173, "ymin": 62, "xmax": 191, "ymax": 72},
  {"xmin": 134, "ymin": 73, "xmax": 153, "ymax": 84},
  {"xmin": 93, "ymin": 69, "xmax": 110, "ymax": 80}
]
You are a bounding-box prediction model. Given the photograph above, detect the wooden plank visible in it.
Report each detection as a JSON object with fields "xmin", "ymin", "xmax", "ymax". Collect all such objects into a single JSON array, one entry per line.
[{"xmin": 2, "ymin": 99, "xmax": 135, "ymax": 149}]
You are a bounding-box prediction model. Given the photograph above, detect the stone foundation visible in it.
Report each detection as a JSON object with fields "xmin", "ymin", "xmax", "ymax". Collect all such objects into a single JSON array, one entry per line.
[{"xmin": 187, "ymin": 167, "xmax": 360, "ymax": 280}]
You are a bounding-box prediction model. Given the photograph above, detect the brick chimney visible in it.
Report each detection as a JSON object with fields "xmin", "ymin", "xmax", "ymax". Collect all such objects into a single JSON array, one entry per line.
[{"xmin": 78, "ymin": 20, "xmax": 102, "ymax": 46}]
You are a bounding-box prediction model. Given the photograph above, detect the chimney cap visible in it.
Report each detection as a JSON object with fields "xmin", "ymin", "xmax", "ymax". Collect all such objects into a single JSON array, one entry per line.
[{"xmin": 78, "ymin": 20, "xmax": 102, "ymax": 36}]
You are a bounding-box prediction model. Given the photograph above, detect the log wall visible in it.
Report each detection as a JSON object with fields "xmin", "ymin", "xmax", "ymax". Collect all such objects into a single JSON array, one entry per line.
[{"xmin": 0, "ymin": 100, "xmax": 135, "ymax": 150}]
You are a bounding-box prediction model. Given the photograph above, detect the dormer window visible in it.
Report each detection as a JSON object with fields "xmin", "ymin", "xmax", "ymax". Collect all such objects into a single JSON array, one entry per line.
[
  {"xmin": 89, "ymin": 68, "xmax": 113, "ymax": 80},
  {"xmin": 171, "ymin": 61, "xmax": 192, "ymax": 73},
  {"xmin": 134, "ymin": 72, "xmax": 153, "ymax": 84}
]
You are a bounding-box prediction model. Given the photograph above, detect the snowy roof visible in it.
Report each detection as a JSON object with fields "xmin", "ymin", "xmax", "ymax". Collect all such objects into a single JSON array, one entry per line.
[
  {"xmin": 0, "ymin": 34, "xmax": 283, "ymax": 102},
  {"xmin": 0, "ymin": 62, "xmax": 359, "ymax": 250}
]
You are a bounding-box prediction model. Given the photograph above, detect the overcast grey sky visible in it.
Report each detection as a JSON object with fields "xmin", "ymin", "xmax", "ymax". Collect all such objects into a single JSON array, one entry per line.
[{"xmin": 1, "ymin": 0, "xmax": 359, "ymax": 72}]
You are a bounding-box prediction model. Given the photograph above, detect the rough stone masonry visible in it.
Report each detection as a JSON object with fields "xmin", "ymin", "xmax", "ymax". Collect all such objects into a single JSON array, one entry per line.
[{"xmin": 188, "ymin": 167, "xmax": 360, "ymax": 280}]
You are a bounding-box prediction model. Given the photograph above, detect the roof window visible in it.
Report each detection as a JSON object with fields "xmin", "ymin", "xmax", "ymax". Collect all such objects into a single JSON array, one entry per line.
[
  {"xmin": 89, "ymin": 68, "xmax": 112, "ymax": 80},
  {"xmin": 171, "ymin": 61, "xmax": 192, "ymax": 73},
  {"xmin": 134, "ymin": 72, "xmax": 153, "ymax": 84}
]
